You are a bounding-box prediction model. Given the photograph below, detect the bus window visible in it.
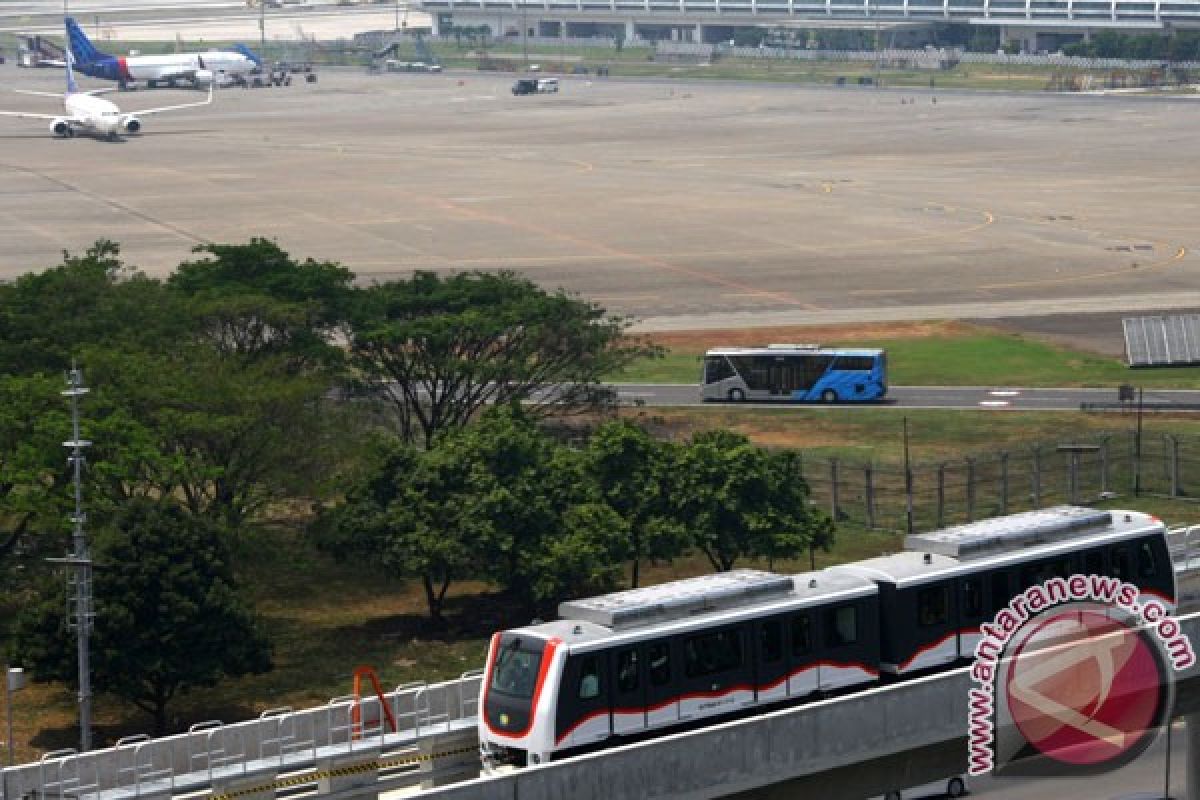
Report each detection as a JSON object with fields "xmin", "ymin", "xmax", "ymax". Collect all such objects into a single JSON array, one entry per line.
[
  {"xmin": 1138, "ymin": 541, "xmax": 1159, "ymax": 579},
  {"xmin": 1113, "ymin": 547, "xmax": 1132, "ymax": 581},
  {"xmin": 918, "ymin": 586, "xmax": 950, "ymax": 627},
  {"xmin": 684, "ymin": 629, "xmax": 743, "ymax": 678},
  {"xmin": 760, "ymin": 620, "xmax": 783, "ymax": 664},
  {"xmin": 826, "ymin": 605, "xmax": 858, "ymax": 647},
  {"xmin": 616, "ymin": 649, "xmax": 639, "ymax": 693},
  {"xmin": 578, "ymin": 656, "xmax": 601, "ymax": 700},
  {"xmin": 791, "ymin": 614, "xmax": 812, "ymax": 656},
  {"xmin": 991, "ymin": 571, "xmax": 1010, "ymax": 612},
  {"xmin": 704, "ymin": 356, "xmax": 734, "ymax": 384},
  {"xmin": 1084, "ymin": 550, "xmax": 1105, "ymax": 576},
  {"xmin": 648, "ymin": 643, "xmax": 670, "ymax": 686},
  {"xmin": 799, "ymin": 356, "xmax": 834, "ymax": 389},
  {"xmin": 962, "ymin": 578, "xmax": 983, "ymax": 618}
]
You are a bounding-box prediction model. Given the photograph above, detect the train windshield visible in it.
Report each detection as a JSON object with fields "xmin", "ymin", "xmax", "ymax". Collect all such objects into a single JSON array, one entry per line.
[{"xmin": 490, "ymin": 635, "xmax": 544, "ymax": 698}]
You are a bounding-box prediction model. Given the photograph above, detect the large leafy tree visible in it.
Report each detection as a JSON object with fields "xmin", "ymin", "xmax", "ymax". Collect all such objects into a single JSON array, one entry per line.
[
  {"xmin": 0, "ymin": 241, "xmax": 182, "ymax": 376},
  {"xmin": 584, "ymin": 419, "xmax": 688, "ymax": 587},
  {"xmin": 11, "ymin": 499, "xmax": 272, "ymax": 734},
  {"xmin": 168, "ymin": 239, "xmax": 356, "ymax": 370},
  {"xmin": 675, "ymin": 430, "xmax": 834, "ymax": 572},
  {"xmin": 315, "ymin": 407, "xmax": 630, "ymax": 621},
  {"xmin": 348, "ymin": 271, "xmax": 659, "ymax": 448}
]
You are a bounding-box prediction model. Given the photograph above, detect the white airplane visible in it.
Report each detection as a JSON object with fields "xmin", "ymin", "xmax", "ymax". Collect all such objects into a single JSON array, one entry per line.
[
  {"xmin": 66, "ymin": 17, "xmax": 262, "ymax": 89},
  {"xmin": 0, "ymin": 47, "xmax": 213, "ymax": 140}
]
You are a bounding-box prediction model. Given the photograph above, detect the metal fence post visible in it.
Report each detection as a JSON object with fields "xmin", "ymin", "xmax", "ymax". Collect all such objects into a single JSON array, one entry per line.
[
  {"xmin": 864, "ymin": 464, "xmax": 875, "ymax": 529},
  {"xmin": 1100, "ymin": 437, "xmax": 1109, "ymax": 495},
  {"xmin": 1067, "ymin": 450, "xmax": 1079, "ymax": 504},
  {"xmin": 1031, "ymin": 446, "xmax": 1042, "ymax": 508},
  {"xmin": 1171, "ymin": 435, "xmax": 1181, "ymax": 497},
  {"xmin": 830, "ymin": 458, "xmax": 840, "ymax": 520},
  {"xmin": 966, "ymin": 458, "xmax": 976, "ymax": 522},
  {"xmin": 937, "ymin": 463, "xmax": 945, "ymax": 529},
  {"xmin": 1000, "ymin": 452, "xmax": 1009, "ymax": 515}
]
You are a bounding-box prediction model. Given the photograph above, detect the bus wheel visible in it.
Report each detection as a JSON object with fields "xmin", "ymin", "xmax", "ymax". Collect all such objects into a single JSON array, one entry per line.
[
  {"xmin": 821, "ymin": 389, "xmax": 838, "ymax": 404},
  {"xmin": 947, "ymin": 777, "xmax": 967, "ymax": 798},
  {"xmin": 728, "ymin": 388, "xmax": 745, "ymax": 402}
]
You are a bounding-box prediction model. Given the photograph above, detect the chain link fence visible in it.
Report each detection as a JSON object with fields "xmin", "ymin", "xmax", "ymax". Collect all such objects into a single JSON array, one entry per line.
[{"xmin": 801, "ymin": 430, "xmax": 1196, "ymax": 534}]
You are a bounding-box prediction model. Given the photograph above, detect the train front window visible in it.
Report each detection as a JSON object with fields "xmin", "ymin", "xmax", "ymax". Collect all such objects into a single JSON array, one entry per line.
[{"xmin": 490, "ymin": 637, "xmax": 544, "ymax": 698}]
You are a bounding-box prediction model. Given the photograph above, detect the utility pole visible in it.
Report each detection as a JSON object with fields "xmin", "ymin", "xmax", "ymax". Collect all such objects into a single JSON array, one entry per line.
[
  {"xmin": 521, "ymin": 0, "xmax": 528, "ymax": 67},
  {"xmin": 903, "ymin": 416, "xmax": 914, "ymax": 536},
  {"xmin": 53, "ymin": 367, "xmax": 94, "ymax": 752},
  {"xmin": 259, "ymin": 0, "xmax": 266, "ymax": 55}
]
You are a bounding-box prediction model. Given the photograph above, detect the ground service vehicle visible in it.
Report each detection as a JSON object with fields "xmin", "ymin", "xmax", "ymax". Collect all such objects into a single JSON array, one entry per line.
[
  {"xmin": 479, "ymin": 506, "xmax": 1173, "ymax": 767},
  {"xmin": 701, "ymin": 343, "xmax": 886, "ymax": 403},
  {"xmin": 512, "ymin": 78, "xmax": 557, "ymax": 95}
]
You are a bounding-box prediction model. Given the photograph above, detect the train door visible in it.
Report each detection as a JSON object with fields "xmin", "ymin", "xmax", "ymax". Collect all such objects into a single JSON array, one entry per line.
[
  {"xmin": 787, "ymin": 610, "xmax": 820, "ymax": 698},
  {"xmin": 610, "ymin": 645, "xmax": 647, "ymax": 735},
  {"xmin": 643, "ymin": 639, "xmax": 678, "ymax": 729},
  {"xmin": 958, "ymin": 575, "xmax": 986, "ymax": 659},
  {"xmin": 678, "ymin": 625, "xmax": 755, "ymax": 721},
  {"xmin": 754, "ymin": 616, "xmax": 789, "ymax": 703},
  {"xmin": 818, "ymin": 599, "xmax": 879, "ymax": 690},
  {"xmin": 554, "ymin": 652, "xmax": 611, "ymax": 749}
]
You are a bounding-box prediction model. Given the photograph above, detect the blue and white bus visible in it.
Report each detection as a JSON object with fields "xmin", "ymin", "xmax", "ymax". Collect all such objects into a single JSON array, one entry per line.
[{"xmin": 700, "ymin": 344, "xmax": 887, "ymax": 403}]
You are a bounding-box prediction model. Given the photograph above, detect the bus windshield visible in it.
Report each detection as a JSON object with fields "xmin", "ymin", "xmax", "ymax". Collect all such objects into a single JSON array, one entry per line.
[{"xmin": 490, "ymin": 636, "xmax": 544, "ymax": 698}]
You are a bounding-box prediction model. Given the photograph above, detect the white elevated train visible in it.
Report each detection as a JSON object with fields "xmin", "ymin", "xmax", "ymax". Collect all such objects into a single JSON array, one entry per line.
[{"xmin": 479, "ymin": 507, "xmax": 1175, "ymax": 767}]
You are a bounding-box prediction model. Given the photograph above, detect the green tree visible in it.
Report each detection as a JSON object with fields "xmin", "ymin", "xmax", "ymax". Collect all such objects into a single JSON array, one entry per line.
[
  {"xmin": 11, "ymin": 499, "xmax": 272, "ymax": 734},
  {"xmin": 168, "ymin": 239, "xmax": 356, "ymax": 371},
  {"xmin": 348, "ymin": 271, "xmax": 658, "ymax": 448},
  {"xmin": 675, "ymin": 430, "xmax": 832, "ymax": 572},
  {"xmin": 311, "ymin": 442, "xmax": 480, "ymax": 624},
  {"xmin": 584, "ymin": 419, "xmax": 687, "ymax": 587},
  {"xmin": 0, "ymin": 241, "xmax": 181, "ymax": 375}
]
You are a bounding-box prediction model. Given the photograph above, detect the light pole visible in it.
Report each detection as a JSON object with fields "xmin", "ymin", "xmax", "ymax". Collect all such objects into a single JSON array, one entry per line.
[
  {"xmin": 521, "ymin": 0, "xmax": 528, "ymax": 68},
  {"xmin": 5, "ymin": 667, "xmax": 25, "ymax": 766}
]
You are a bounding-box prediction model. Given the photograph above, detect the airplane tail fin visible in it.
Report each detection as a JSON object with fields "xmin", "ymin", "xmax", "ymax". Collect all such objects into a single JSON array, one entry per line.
[
  {"xmin": 65, "ymin": 42, "xmax": 79, "ymax": 94},
  {"xmin": 65, "ymin": 16, "xmax": 107, "ymax": 66},
  {"xmin": 233, "ymin": 43, "xmax": 263, "ymax": 68}
]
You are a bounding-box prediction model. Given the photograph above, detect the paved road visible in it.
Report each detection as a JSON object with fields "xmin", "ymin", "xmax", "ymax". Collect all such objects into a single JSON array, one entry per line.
[{"xmin": 615, "ymin": 383, "xmax": 1200, "ymax": 411}]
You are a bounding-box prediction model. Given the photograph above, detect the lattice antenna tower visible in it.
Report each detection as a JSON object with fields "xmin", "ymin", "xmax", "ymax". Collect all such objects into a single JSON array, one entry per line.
[{"xmin": 60, "ymin": 365, "xmax": 94, "ymax": 752}]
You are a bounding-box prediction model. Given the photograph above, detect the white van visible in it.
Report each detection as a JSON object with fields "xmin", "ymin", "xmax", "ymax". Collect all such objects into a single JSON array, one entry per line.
[{"xmin": 535, "ymin": 77, "xmax": 558, "ymax": 93}]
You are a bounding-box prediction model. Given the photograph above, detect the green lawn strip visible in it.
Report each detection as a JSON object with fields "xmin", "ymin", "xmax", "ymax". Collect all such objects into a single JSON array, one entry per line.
[{"xmin": 616, "ymin": 331, "xmax": 1200, "ymax": 388}]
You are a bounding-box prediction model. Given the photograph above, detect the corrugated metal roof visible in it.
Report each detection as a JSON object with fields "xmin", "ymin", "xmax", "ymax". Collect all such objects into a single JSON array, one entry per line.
[{"xmin": 1124, "ymin": 314, "xmax": 1200, "ymax": 367}]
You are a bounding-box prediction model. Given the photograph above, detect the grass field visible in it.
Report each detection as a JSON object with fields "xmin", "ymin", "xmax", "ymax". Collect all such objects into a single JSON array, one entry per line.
[{"xmin": 617, "ymin": 321, "xmax": 1200, "ymax": 388}]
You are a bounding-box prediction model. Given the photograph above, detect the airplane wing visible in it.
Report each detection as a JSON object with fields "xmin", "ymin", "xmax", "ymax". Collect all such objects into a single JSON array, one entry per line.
[
  {"xmin": 125, "ymin": 84, "xmax": 213, "ymax": 116},
  {"xmin": 0, "ymin": 111, "xmax": 77, "ymax": 122},
  {"xmin": 14, "ymin": 89, "xmax": 66, "ymax": 98}
]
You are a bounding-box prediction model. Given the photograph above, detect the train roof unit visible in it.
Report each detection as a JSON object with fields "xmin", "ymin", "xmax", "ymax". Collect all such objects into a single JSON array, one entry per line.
[
  {"xmin": 558, "ymin": 569, "xmax": 795, "ymax": 631},
  {"xmin": 904, "ymin": 506, "xmax": 1128, "ymax": 560}
]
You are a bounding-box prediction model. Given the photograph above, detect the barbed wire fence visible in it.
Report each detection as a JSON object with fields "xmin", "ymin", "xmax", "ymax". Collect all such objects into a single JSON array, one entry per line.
[{"xmin": 800, "ymin": 430, "xmax": 1197, "ymax": 534}]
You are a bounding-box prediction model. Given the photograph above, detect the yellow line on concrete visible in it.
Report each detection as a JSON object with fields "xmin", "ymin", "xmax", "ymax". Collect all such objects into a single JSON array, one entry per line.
[{"xmin": 980, "ymin": 246, "xmax": 1188, "ymax": 291}]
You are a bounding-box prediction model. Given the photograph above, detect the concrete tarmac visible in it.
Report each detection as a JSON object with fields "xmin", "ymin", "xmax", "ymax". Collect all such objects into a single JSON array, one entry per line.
[{"xmin": 0, "ymin": 63, "xmax": 1198, "ymax": 329}]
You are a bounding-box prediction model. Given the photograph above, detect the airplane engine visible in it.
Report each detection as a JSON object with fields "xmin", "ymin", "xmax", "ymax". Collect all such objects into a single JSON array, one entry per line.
[
  {"xmin": 122, "ymin": 116, "xmax": 142, "ymax": 134},
  {"xmin": 194, "ymin": 69, "xmax": 214, "ymax": 86},
  {"xmin": 49, "ymin": 118, "xmax": 73, "ymax": 137}
]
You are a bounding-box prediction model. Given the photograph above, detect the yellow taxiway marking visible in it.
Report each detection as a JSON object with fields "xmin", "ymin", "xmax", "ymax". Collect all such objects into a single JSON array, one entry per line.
[{"xmin": 979, "ymin": 246, "xmax": 1187, "ymax": 291}]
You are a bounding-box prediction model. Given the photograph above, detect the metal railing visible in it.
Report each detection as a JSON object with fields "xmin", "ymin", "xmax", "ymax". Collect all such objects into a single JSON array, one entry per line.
[{"xmin": 0, "ymin": 671, "xmax": 482, "ymax": 800}]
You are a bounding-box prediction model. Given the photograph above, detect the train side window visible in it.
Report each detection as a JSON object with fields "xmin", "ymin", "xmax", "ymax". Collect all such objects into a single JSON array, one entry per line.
[
  {"xmin": 962, "ymin": 578, "xmax": 983, "ymax": 618},
  {"xmin": 991, "ymin": 571, "xmax": 1010, "ymax": 612},
  {"xmin": 1084, "ymin": 550, "xmax": 1105, "ymax": 576},
  {"xmin": 616, "ymin": 649, "xmax": 638, "ymax": 693},
  {"xmin": 760, "ymin": 620, "xmax": 783, "ymax": 664},
  {"xmin": 578, "ymin": 656, "xmax": 601, "ymax": 700},
  {"xmin": 1138, "ymin": 541, "xmax": 1159, "ymax": 579},
  {"xmin": 826, "ymin": 605, "xmax": 858, "ymax": 647},
  {"xmin": 648, "ymin": 643, "xmax": 670, "ymax": 686},
  {"xmin": 1113, "ymin": 547, "xmax": 1132, "ymax": 581},
  {"xmin": 684, "ymin": 629, "xmax": 743, "ymax": 678},
  {"xmin": 791, "ymin": 614, "xmax": 812, "ymax": 656},
  {"xmin": 918, "ymin": 586, "xmax": 950, "ymax": 627}
]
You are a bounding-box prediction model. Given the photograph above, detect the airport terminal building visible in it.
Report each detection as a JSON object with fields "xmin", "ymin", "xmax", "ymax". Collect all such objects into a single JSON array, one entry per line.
[{"xmin": 417, "ymin": 0, "xmax": 1200, "ymax": 53}]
